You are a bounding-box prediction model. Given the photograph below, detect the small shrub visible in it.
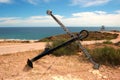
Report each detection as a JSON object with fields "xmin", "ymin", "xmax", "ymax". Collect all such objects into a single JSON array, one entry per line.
[
  {"xmin": 90, "ymin": 46, "xmax": 120, "ymax": 66},
  {"xmin": 114, "ymin": 41, "xmax": 120, "ymax": 47},
  {"xmin": 47, "ymin": 39, "xmax": 79, "ymax": 56},
  {"xmin": 103, "ymin": 40, "xmax": 113, "ymax": 44}
]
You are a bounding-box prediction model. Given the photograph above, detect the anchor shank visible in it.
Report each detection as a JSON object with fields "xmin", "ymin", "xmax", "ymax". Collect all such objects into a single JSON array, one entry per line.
[
  {"xmin": 30, "ymin": 35, "xmax": 82, "ymax": 63},
  {"xmin": 50, "ymin": 12, "xmax": 74, "ymax": 37}
]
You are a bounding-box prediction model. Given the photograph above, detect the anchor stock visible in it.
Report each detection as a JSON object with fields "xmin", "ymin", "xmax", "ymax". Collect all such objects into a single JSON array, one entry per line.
[{"xmin": 47, "ymin": 10, "xmax": 100, "ymax": 69}]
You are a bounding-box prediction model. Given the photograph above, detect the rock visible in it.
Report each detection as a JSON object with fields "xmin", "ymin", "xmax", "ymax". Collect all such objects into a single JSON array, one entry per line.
[
  {"xmin": 102, "ymin": 76, "xmax": 108, "ymax": 79},
  {"xmin": 92, "ymin": 70, "xmax": 100, "ymax": 75},
  {"xmin": 52, "ymin": 75, "xmax": 82, "ymax": 80}
]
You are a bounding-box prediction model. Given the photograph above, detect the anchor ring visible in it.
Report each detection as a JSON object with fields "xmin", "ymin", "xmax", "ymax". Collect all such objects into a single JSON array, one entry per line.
[{"xmin": 79, "ymin": 30, "xmax": 89, "ymax": 40}]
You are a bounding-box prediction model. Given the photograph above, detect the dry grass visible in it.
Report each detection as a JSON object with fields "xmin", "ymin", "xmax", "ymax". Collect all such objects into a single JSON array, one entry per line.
[
  {"xmin": 89, "ymin": 46, "xmax": 120, "ymax": 66},
  {"xmin": 39, "ymin": 31, "xmax": 118, "ymax": 41},
  {"xmin": 46, "ymin": 39, "xmax": 79, "ymax": 56}
]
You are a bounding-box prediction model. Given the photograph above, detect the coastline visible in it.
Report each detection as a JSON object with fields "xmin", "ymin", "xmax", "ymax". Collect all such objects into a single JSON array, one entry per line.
[
  {"xmin": 0, "ymin": 31, "xmax": 120, "ymax": 80},
  {"xmin": 0, "ymin": 27, "xmax": 120, "ymax": 40}
]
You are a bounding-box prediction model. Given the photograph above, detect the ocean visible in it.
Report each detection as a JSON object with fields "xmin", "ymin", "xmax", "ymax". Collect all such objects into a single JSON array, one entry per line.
[{"xmin": 0, "ymin": 27, "xmax": 119, "ymax": 40}]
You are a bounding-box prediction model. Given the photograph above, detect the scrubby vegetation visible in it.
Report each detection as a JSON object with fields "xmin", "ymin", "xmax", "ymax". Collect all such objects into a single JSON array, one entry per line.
[
  {"xmin": 46, "ymin": 39, "xmax": 79, "ymax": 56},
  {"xmin": 39, "ymin": 31, "xmax": 118, "ymax": 42},
  {"xmin": 103, "ymin": 40, "xmax": 113, "ymax": 44},
  {"xmin": 89, "ymin": 46, "xmax": 120, "ymax": 66},
  {"xmin": 114, "ymin": 41, "xmax": 120, "ymax": 47},
  {"xmin": 46, "ymin": 37, "xmax": 120, "ymax": 67},
  {"xmin": 44, "ymin": 31, "xmax": 119, "ymax": 67}
]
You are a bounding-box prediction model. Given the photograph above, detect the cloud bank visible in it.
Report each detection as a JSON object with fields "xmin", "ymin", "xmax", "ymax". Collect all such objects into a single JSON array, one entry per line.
[
  {"xmin": 71, "ymin": 0, "xmax": 110, "ymax": 7},
  {"xmin": 0, "ymin": 11, "xmax": 120, "ymax": 27},
  {"xmin": 0, "ymin": 0, "xmax": 111, "ymax": 7},
  {"xmin": 26, "ymin": 0, "xmax": 51, "ymax": 5},
  {"xmin": 0, "ymin": 0, "xmax": 11, "ymax": 4}
]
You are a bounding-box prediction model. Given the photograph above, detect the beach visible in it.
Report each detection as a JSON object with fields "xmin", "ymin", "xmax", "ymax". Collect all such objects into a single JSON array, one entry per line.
[{"xmin": 0, "ymin": 31, "xmax": 120, "ymax": 80}]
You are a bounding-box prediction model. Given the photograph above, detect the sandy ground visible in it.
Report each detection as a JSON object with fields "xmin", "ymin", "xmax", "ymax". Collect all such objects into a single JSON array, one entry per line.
[
  {"xmin": 0, "ymin": 50, "xmax": 120, "ymax": 80},
  {"xmin": 108, "ymin": 32, "xmax": 120, "ymax": 43},
  {"xmin": 0, "ymin": 42, "xmax": 46, "ymax": 55},
  {"xmin": 0, "ymin": 31, "xmax": 120, "ymax": 80}
]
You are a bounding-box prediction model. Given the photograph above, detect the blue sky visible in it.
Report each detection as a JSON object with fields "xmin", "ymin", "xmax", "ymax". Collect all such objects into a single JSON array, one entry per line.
[{"xmin": 0, "ymin": 0, "xmax": 120, "ymax": 27}]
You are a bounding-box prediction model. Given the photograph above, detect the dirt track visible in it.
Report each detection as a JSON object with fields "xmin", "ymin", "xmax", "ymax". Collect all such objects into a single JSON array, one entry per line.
[{"xmin": 0, "ymin": 42, "xmax": 46, "ymax": 55}]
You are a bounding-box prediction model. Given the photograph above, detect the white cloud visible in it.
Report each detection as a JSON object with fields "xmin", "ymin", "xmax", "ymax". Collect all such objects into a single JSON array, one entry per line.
[
  {"xmin": 115, "ymin": 10, "xmax": 120, "ymax": 13},
  {"xmin": 64, "ymin": 11, "xmax": 120, "ymax": 26},
  {"xmin": 0, "ymin": 15, "xmax": 63, "ymax": 26},
  {"xmin": 29, "ymin": 15, "xmax": 50, "ymax": 19},
  {"xmin": 0, "ymin": 11, "xmax": 120, "ymax": 27},
  {"xmin": 0, "ymin": 17, "xmax": 19, "ymax": 20},
  {"xmin": 26, "ymin": 0, "xmax": 39, "ymax": 5},
  {"xmin": 72, "ymin": 11, "xmax": 107, "ymax": 17},
  {"xmin": 94, "ymin": 11, "xmax": 107, "ymax": 14},
  {"xmin": 26, "ymin": 0, "xmax": 51, "ymax": 5},
  {"xmin": 71, "ymin": 0, "xmax": 110, "ymax": 7},
  {"xmin": 0, "ymin": 0, "xmax": 11, "ymax": 3}
]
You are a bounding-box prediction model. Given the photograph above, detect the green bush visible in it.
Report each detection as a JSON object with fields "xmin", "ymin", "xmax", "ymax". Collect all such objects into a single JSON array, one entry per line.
[
  {"xmin": 103, "ymin": 40, "xmax": 113, "ymax": 44},
  {"xmin": 46, "ymin": 39, "xmax": 79, "ymax": 56},
  {"xmin": 90, "ymin": 46, "xmax": 120, "ymax": 66}
]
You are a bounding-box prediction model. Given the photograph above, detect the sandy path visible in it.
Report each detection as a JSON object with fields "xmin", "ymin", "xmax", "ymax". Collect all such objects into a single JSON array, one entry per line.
[
  {"xmin": 109, "ymin": 32, "xmax": 120, "ymax": 43},
  {"xmin": 0, "ymin": 42, "xmax": 46, "ymax": 55},
  {"xmin": 0, "ymin": 31, "xmax": 119, "ymax": 55},
  {"xmin": 82, "ymin": 31, "xmax": 120, "ymax": 45}
]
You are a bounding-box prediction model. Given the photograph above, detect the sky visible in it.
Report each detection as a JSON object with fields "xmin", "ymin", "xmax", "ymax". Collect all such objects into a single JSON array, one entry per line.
[{"xmin": 0, "ymin": 0, "xmax": 120, "ymax": 27}]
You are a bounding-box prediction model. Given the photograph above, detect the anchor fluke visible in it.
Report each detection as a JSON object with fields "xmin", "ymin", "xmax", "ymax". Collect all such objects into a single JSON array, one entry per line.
[
  {"xmin": 93, "ymin": 63, "xmax": 100, "ymax": 69},
  {"xmin": 27, "ymin": 59, "xmax": 33, "ymax": 68}
]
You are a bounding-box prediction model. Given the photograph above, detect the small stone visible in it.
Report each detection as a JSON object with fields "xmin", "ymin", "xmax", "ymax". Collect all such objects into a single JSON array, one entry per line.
[
  {"xmin": 98, "ymin": 74, "xmax": 102, "ymax": 77},
  {"xmin": 102, "ymin": 76, "xmax": 108, "ymax": 79}
]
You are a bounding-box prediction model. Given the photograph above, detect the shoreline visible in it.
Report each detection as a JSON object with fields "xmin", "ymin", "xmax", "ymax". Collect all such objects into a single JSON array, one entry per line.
[
  {"xmin": 0, "ymin": 30, "xmax": 119, "ymax": 42},
  {"xmin": 0, "ymin": 30, "xmax": 119, "ymax": 41},
  {"xmin": 0, "ymin": 39, "xmax": 39, "ymax": 43}
]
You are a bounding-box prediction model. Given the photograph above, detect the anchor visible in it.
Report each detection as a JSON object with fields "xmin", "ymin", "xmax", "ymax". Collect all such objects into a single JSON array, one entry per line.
[
  {"xmin": 27, "ymin": 10, "xmax": 100, "ymax": 69},
  {"xmin": 27, "ymin": 30, "xmax": 89, "ymax": 68},
  {"xmin": 46, "ymin": 10, "xmax": 100, "ymax": 69}
]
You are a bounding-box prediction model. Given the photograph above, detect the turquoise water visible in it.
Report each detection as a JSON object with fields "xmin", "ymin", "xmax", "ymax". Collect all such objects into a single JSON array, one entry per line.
[{"xmin": 0, "ymin": 27, "xmax": 119, "ymax": 40}]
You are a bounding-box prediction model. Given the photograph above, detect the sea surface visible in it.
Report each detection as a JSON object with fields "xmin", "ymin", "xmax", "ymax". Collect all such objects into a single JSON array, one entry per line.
[{"xmin": 0, "ymin": 27, "xmax": 119, "ymax": 40}]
